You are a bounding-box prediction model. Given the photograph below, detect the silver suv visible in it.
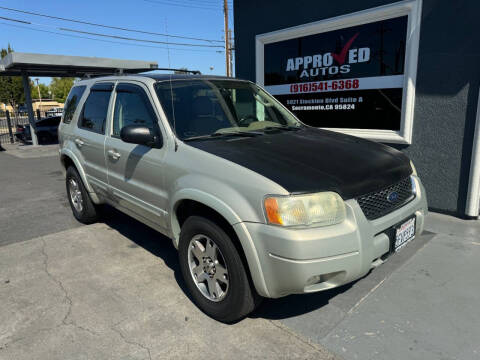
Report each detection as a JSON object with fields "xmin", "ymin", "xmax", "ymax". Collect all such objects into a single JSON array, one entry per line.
[{"xmin": 58, "ymin": 74, "xmax": 427, "ymax": 323}]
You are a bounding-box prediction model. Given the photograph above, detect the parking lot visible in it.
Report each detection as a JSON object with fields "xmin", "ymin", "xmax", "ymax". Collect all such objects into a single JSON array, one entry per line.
[{"xmin": 1, "ymin": 145, "xmax": 480, "ymax": 360}]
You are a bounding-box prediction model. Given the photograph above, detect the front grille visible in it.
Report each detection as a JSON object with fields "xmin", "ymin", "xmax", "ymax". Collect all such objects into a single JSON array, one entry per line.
[{"xmin": 357, "ymin": 177, "xmax": 414, "ymax": 220}]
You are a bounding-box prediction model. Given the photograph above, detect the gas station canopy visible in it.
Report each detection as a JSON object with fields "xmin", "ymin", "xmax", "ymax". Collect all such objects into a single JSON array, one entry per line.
[{"xmin": 0, "ymin": 52, "xmax": 158, "ymax": 77}]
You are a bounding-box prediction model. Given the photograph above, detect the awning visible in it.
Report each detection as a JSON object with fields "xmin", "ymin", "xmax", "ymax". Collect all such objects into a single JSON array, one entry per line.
[{"xmin": 0, "ymin": 52, "xmax": 158, "ymax": 77}]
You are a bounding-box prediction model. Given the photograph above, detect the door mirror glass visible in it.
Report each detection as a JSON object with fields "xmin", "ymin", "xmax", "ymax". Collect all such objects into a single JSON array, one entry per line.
[{"xmin": 120, "ymin": 125, "xmax": 162, "ymax": 148}]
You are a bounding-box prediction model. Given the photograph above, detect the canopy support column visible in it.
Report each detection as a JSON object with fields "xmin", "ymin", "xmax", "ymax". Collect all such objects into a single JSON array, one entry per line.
[{"xmin": 21, "ymin": 71, "xmax": 38, "ymax": 145}]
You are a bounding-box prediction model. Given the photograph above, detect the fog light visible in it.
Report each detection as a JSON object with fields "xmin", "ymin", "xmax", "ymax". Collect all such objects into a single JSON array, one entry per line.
[{"xmin": 306, "ymin": 275, "xmax": 323, "ymax": 286}]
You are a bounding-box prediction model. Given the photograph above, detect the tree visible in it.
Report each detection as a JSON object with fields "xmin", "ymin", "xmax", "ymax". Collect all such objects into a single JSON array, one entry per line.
[
  {"xmin": 50, "ymin": 77, "xmax": 74, "ymax": 103},
  {"xmin": 0, "ymin": 45, "xmax": 24, "ymax": 111}
]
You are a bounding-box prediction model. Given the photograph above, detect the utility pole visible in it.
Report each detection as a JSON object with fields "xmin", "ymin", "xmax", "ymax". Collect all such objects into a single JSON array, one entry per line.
[
  {"xmin": 35, "ymin": 78, "xmax": 42, "ymax": 113},
  {"xmin": 223, "ymin": 0, "xmax": 230, "ymax": 77},
  {"xmin": 228, "ymin": 28, "xmax": 234, "ymax": 77}
]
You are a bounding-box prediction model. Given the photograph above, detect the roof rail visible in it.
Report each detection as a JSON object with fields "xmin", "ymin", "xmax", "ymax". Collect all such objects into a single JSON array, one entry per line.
[
  {"xmin": 80, "ymin": 67, "xmax": 201, "ymax": 79},
  {"xmin": 152, "ymin": 67, "xmax": 201, "ymax": 75}
]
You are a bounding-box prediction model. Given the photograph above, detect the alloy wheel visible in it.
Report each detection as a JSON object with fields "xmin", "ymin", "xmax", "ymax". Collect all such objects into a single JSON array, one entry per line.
[
  {"xmin": 68, "ymin": 178, "xmax": 83, "ymax": 212},
  {"xmin": 187, "ymin": 234, "xmax": 229, "ymax": 302}
]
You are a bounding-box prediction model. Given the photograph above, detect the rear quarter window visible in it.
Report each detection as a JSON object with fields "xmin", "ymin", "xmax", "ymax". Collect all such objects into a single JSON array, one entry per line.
[{"xmin": 63, "ymin": 85, "xmax": 87, "ymax": 124}]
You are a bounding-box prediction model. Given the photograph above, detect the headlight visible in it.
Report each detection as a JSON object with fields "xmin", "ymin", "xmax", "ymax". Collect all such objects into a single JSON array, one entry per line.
[
  {"xmin": 410, "ymin": 160, "xmax": 417, "ymax": 176},
  {"xmin": 264, "ymin": 192, "xmax": 346, "ymax": 227}
]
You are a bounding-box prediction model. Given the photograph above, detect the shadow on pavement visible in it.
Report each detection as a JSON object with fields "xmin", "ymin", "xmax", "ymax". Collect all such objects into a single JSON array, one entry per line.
[
  {"xmin": 100, "ymin": 205, "xmax": 192, "ymax": 298},
  {"xmin": 96, "ymin": 207, "xmax": 436, "ymax": 323},
  {"xmin": 251, "ymin": 283, "xmax": 353, "ymax": 320},
  {"xmin": 99, "ymin": 204, "xmax": 339, "ymax": 320}
]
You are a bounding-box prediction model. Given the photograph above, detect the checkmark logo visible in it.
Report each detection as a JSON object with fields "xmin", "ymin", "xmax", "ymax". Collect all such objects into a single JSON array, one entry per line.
[{"xmin": 332, "ymin": 32, "xmax": 360, "ymax": 65}]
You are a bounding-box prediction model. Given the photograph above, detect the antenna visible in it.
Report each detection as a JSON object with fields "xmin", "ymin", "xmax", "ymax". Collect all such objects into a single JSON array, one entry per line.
[{"xmin": 165, "ymin": 17, "xmax": 178, "ymax": 151}]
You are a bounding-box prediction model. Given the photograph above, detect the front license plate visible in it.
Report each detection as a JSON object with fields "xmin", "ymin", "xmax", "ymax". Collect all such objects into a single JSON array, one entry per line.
[{"xmin": 394, "ymin": 217, "xmax": 416, "ymax": 252}]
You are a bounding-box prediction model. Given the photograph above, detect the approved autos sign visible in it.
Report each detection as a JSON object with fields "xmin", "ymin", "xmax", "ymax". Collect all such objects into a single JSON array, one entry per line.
[{"xmin": 263, "ymin": 16, "xmax": 408, "ymax": 131}]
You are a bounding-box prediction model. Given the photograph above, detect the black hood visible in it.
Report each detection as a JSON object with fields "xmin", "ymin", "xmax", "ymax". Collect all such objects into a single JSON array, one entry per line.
[{"xmin": 186, "ymin": 127, "xmax": 412, "ymax": 199}]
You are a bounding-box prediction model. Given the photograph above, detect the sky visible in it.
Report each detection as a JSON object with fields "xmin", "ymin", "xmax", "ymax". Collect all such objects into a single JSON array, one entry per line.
[{"xmin": 0, "ymin": 0, "xmax": 234, "ymax": 85}]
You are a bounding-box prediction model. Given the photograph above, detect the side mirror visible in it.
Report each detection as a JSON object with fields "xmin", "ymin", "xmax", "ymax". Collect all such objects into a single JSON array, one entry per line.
[{"xmin": 120, "ymin": 125, "xmax": 162, "ymax": 148}]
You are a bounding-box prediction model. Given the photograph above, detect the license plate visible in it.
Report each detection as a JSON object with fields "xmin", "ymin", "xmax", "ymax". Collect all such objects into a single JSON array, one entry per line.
[{"xmin": 394, "ymin": 217, "xmax": 416, "ymax": 252}]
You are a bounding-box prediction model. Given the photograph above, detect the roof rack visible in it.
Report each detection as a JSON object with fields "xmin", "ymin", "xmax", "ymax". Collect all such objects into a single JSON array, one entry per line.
[
  {"xmin": 81, "ymin": 67, "xmax": 202, "ymax": 79},
  {"xmin": 151, "ymin": 67, "xmax": 201, "ymax": 75}
]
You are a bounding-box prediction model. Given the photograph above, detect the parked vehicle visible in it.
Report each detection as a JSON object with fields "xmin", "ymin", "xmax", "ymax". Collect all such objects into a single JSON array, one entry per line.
[
  {"xmin": 45, "ymin": 107, "xmax": 64, "ymax": 117},
  {"xmin": 58, "ymin": 74, "xmax": 428, "ymax": 323},
  {"xmin": 16, "ymin": 116, "xmax": 61, "ymax": 144},
  {"xmin": 16, "ymin": 106, "xmax": 28, "ymax": 116}
]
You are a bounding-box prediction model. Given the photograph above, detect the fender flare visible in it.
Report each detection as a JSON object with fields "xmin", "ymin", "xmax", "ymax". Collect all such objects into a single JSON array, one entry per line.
[
  {"xmin": 60, "ymin": 149, "xmax": 95, "ymax": 195},
  {"xmin": 170, "ymin": 188, "xmax": 270, "ymax": 297},
  {"xmin": 170, "ymin": 188, "xmax": 242, "ymax": 245}
]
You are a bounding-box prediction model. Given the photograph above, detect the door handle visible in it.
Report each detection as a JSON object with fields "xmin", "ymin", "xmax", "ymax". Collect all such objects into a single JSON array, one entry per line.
[
  {"xmin": 107, "ymin": 149, "xmax": 121, "ymax": 160},
  {"xmin": 74, "ymin": 138, "xmax": 85, "ymax": 147}
]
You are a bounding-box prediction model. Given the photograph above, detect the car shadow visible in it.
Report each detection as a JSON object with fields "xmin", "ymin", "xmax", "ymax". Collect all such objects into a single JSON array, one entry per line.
[
  {"xmin": 249, "ymin": 283, "xmax": 353, "ymax": 320},
  {"xmin": 100, "ymin": 205, "xmax": 191, "ymax": 298},
  {"xmin": 21, "ymin": 138, "xmax": 59, "ymax": 145},
  {"xmin": 100, "ymin": 204, "xmax": 348, "ymax": 321}
]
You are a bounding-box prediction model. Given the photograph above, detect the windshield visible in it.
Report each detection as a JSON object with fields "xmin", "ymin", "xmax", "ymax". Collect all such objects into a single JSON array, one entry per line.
[{"xmin": 154, "ymin": 80, "xmax": 302, "ymax": 140}]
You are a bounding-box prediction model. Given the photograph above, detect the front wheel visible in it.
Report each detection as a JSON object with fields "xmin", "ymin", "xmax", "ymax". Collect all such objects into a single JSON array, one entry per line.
[
  {"xmin": 178, "ymin": 216, "xmax": 261, "ymax": 323},
  {"xmin": 66, "ymin": 166, "xmax": 99, "ymax": 224}
]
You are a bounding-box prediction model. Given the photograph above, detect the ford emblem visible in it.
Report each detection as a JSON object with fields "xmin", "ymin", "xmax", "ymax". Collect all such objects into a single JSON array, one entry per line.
[{"xmin": 387, "ymin": 191, "xmax": 399, "ymax": 203}]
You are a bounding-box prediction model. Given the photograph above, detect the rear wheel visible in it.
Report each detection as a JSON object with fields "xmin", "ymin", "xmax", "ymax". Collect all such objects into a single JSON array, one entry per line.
[
  {"xmin": 178, "ymin": 216, "xmax": 260, "ymax": 323},
  {"xmin": 66, "ymin": 166, "xmax": 98, "ymax": 224}
]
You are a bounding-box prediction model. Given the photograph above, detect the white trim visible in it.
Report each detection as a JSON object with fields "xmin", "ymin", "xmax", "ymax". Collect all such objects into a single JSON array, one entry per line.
[
  {"xmin": 466, "ymin": 89, "xmax": 480, "ymax": 218},
  {"xmin": 255, "ymin": 0, "xmax": 422, "ymax": 144}
]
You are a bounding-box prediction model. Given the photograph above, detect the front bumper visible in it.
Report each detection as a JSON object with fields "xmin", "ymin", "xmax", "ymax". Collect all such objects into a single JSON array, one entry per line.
[{"xmin": 235, "ymin": 176, "xmax": 428, "ymax": 298}]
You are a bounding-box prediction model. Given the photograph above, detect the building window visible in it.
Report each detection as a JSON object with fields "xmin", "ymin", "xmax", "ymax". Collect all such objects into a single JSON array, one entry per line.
[{"xmin": 255, "ymin": 0, "xmax": 422, "ymax": 144}]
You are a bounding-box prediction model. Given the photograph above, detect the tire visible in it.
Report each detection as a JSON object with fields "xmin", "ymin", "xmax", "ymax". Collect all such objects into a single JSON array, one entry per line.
[
  {"xmin": 178, "ymin": 216, "xmax": 261, "ymax": 323},
  {"xmin": 66, "ymin": 166, "xmax": 99, "ymax": 224}
]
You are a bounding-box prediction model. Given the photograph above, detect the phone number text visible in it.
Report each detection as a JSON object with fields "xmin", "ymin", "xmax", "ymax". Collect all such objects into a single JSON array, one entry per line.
[{"xmin": 290, "ymin": 79, "xmax": 360, "ymax": 94}]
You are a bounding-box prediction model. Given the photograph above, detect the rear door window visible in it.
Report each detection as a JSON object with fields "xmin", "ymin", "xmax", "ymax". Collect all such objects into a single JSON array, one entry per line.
[
  {"xmin": 63, "ymin": 86, "xmax": 86, "ymax": 124},
  {"xmin": 78, "ymin": 83, "xmax": 114, "ymax": 134}
]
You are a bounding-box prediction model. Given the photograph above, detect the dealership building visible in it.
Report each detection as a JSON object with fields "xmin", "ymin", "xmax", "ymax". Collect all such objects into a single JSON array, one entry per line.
[{"xmin": 233, "ymin": 0, "xmax": 480, "ymax": 218}]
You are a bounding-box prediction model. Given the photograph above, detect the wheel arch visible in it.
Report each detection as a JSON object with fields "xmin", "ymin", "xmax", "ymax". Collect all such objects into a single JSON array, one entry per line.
[
  {"xmin": 171, "ymin": 191, "xmax": 269, "ymax": 297},
  {"xmin": 60, "ymin": 149, "xmax": 101, "ymax": 203}
]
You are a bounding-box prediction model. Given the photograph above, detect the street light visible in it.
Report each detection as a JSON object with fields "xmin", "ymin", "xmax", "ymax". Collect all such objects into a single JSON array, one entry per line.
[{"xmin": 35, "ymin": 78, "xmax": 42, "ymax": 114}]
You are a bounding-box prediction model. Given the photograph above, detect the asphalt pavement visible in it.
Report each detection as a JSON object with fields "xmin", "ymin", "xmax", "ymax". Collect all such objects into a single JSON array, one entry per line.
[
  {"xmin": 0, "ymin": 144, "xmax": 81, "ymax": 247},
  {"xmin": 1, "ymin": 144, "xmax": 479, "ymax": 360}
]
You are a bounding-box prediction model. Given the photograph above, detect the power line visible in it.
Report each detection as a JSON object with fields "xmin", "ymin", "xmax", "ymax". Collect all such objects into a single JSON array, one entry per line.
[
  {"xmin": 0, "ymin": 5, "xmax": 224, "ymax": 43},
  {"xmin": 0, "ymin": 15, "xmax": 224, "ymax": 48},
  {"xmin": 0, "ymin": 15, "xmax": 29, "ymax": 24},
  {"xmin": 0, "ymin": 21, "xmax": 223, "ymax": 54},
  {"xmin": 141, "ymin": 0, "xmax": 221, "ymax": 11},
  {"xmin": 141, "ymin": 0, "xmax": 232, "ymax": 10},
  {"xmin": 164, "ymin": 0, "xmax": 233, "ymax": 4},
  {"xmin": 58, "ymin": 27, "xmax": 224, "ymax": 48}
]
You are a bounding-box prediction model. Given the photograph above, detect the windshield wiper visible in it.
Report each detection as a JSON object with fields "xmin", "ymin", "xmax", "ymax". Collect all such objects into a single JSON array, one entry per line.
[
  {"xmin": 183, "ymin": 131, "xmax": 263, "ymax": 141},
  {"xmin": 260, "ymin": 125, "xmax": 302, "ymax": 132}
]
